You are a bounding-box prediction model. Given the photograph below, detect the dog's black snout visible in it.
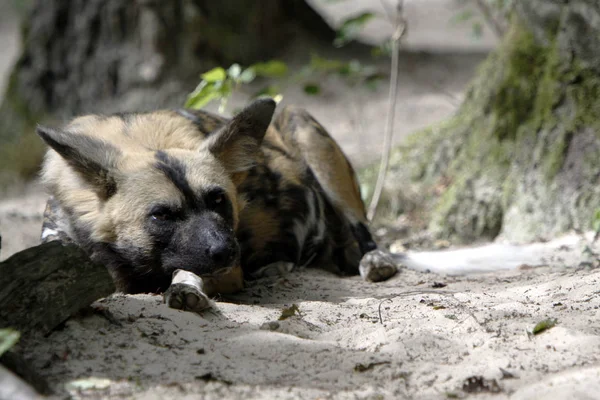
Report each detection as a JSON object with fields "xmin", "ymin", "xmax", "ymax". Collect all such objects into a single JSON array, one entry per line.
[{"xmin": 207, "ymin": 242, "xmax": 233, "ymax": 264}]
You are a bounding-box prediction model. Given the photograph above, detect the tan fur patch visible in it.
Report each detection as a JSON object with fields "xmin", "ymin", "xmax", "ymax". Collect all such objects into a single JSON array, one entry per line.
[{"xmin": 41, "ymin": 112, "xmax": 240, "ymax": 245}]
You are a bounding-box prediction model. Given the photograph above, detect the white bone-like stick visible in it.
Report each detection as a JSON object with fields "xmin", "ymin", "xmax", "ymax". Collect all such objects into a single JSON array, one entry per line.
[{"xmin": 164, "ymin": 269, "xmax": 211, "ymax": 312}]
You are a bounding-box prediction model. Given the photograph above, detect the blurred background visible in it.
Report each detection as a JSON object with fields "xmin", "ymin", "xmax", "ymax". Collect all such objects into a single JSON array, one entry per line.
[
  {"xmin": 0, "ymin": 0, "xmax": 497, "ymax": 168},
  {"xmin": 0, "ymin": 0, "xmax": 598, "ymax": 260}
]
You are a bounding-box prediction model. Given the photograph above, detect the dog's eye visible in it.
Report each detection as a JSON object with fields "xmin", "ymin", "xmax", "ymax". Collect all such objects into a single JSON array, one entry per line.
[
  {"xmin": 206, "ymin": 190, "xmax": 227, "ymax": 210},
  {"xmin": 151, "ymin": 212, "xmax": 170, "ymax": 221},
  {"xmin": 149, "ymin": 206, "xmax": 176, "ymax": 222}
]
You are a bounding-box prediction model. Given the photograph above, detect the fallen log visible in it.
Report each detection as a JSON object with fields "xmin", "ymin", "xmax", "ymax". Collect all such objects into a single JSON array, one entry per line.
[{"xmin": 0, "ymin": 241, "xmax": 115, "ymax": 335}]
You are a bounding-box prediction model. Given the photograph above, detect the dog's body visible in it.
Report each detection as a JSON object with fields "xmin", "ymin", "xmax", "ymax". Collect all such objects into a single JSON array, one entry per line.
[{"xmin": 39, "ymin": 99, "xmax": 395, "ymax": 300}]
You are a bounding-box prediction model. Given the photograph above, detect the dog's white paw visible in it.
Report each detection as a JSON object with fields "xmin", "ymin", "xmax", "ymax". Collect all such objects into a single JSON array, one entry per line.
[
  {"xmin": 359, "ymin": 250, "xmax": 399, "ymax": 282},
  {"xmin": 164, "ymin": 270, "xmax": 212, "ymax": 312}
]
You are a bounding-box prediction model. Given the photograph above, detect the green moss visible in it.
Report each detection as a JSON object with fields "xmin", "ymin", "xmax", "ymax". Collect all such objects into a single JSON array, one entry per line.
[
  {"xmin": 491, "ymin": 24, "xmax": 547, "ymax": 141},
  {"xmin": 531, "ymin": 36, "xmax": 561, "ymax": 130},
  {"xmin": 566, "ymin": 64, "xmax": 600, "ymax": 133},
  {"xmin": 362, "ymin": 15, "xmax": 600, "ymax": 241}
]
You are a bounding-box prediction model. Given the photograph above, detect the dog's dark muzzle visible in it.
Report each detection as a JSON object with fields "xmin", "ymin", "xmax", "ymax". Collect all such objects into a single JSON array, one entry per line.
[{"xmin": 162, "ymin": 212, "xmax": 240, "ymax": 277}]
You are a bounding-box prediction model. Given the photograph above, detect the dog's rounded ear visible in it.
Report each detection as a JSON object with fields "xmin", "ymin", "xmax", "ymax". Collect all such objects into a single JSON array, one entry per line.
[
  {"xmin": 37, "ymin": 125, "xmax": 122, "ymax": 199},
  {"xmin": 202, "ymin": 98, "xmax": 276, "ymax": 172}
]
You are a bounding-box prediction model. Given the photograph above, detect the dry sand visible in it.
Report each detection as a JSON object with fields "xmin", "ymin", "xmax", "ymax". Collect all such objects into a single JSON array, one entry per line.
[
  {"xmin": 3, "ymin": 186, "xmax": 599, "ymax": 400},
  {"xmin": 15, "ymin": 233, "xmax": 600, "ymax": 400}
]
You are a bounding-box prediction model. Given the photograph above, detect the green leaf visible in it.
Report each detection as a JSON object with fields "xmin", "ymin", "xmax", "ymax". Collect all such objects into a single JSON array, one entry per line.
[
  {"xmin": 201, "ymin": 67, "xmax": 227, "ymax": 83},
  {"xmin": 216, "ymin": 79, "xmax": 232, "ymax": 98},
  {"xmin": 303, "ymin": 83, "xmax": 321, "ymax": 95},
  {"xmin": 532, "ymin": 318, "xmax": 558, "ymax": 335},
  {"xmin": 227, "ymin": 64, "xmax": 242, "ymax": 79},
  {"xmin": 0, "ymin": 328, "xmax": 20, "ymax": 356},
  {"xmin": 185, "ymin": 81, "xmax": 220, "ymax": 109},
  {"xmin": 251, "ymin": 60, "xmax": 288, "ymax": 78},
  {"xmin": 334, "ymin": 12, "xmax": 374, "ymax": 47},
  {"xmin": 185, "ymin": 77, "xmax": 234, "ymax": 110},
  {"xmin": 239, "ymin": 68, "xmax": 257, "ymax": 83}
]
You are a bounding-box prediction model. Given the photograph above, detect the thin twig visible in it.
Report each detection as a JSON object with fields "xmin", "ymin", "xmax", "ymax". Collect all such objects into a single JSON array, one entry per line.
[
  {"xmin": 378, "ymin": 298, "xmax": 393, "ymax": 324},
  {"xmin": 367, "ymin": 0, "xmax": 406, "ymax": 221}
]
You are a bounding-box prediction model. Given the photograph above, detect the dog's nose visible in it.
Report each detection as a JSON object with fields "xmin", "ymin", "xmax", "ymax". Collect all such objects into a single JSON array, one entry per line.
[{"xmin": 207, "ymin": 242, "xmax": 232, "ymax": 264}]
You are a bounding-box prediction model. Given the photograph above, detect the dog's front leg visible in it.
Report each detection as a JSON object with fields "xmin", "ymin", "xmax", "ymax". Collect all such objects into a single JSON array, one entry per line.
[{"xmin": 164, "ymin": 270, "xmax": 212, "ymax": 312}]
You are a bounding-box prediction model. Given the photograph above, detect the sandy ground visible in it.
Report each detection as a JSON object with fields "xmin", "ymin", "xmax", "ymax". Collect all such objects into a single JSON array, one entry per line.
[
  {"xmin": 16, "ymin": 233, "xmax": 600, "ymax": 399},
  {"xmin": 2, "ymin": 2, "xmax": 600, "ymax": 400}
]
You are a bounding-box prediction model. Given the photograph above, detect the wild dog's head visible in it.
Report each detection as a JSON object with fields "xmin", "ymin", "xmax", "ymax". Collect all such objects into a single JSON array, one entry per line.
[{"xmin": 38, "ymin": 99, "xmax": 276, "ymax": 293}]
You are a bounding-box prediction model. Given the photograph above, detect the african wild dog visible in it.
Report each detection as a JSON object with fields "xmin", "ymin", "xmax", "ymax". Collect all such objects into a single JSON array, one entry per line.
[{"xmin": 38, "ymin": 99, "xmax": 397, "ymax": 310}]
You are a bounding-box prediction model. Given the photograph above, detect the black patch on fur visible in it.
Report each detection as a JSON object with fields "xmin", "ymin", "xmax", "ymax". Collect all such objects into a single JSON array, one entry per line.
[
  {"xmin": 145, "ymin": 208, "xmax": 179, "ymax": 247},
  {"xmin": 175, "ymin": 109, "xmax": 226, "ymax": 134},
  {"xmin": 351, "ymin": 222, "xmax": 377, "ymax": 255},
  {"xmin": 239, "ymin": 166, "xmax": 281, "ymax": 208},
  {"xmin": 279, "ymin": 185, "xmax": 309, "ymax": 216},
  {"xmin": 204, "ymin": 187, "xmax": 234, "ymax": 227},
  {"xmin": 37, "ymin": 126, "xmax": 119, "ymax": 199},
  {"xmin": 154, "ymin": 151, "xmax": 198, "ymax": 208}
]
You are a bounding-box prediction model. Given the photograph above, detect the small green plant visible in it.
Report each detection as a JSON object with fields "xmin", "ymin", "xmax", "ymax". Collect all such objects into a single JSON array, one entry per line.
[
  {"xmin": 185, "ymin": 61, "xmax": 288, "ymax": 112},
  {"xmin": 185, "ymin": 56, "xmax": 381, "ymax": 113},
  {"xmin": 185, "ymin": 8, "xmax": 380, "ymax": 113},
  {"xmin": 531, "ymin": 318, "xmax": 558, "ymax": 335}
]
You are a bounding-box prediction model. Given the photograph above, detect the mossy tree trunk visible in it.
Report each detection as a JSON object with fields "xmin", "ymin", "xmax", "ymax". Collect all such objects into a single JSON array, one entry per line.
[
  {"xmin": 0, "ymin": 0, "xmax": 333, "ymax": 188},
  {"xmin": 368, "ymin": 0, "xmax": 600, "ymax": 243}
]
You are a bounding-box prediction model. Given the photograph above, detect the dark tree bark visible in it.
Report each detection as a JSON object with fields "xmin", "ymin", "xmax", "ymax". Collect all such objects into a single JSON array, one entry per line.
[
  {"xmin": 365, "ymin": 0, "xmax": 600, "ymax": 243},
  {"xmin": 0, "ymin": 0, "xmax": 334, "ymax": 187},
  {"xmin": 0, "ymin": 241, "xmax": 115, "ymax": 335}
]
